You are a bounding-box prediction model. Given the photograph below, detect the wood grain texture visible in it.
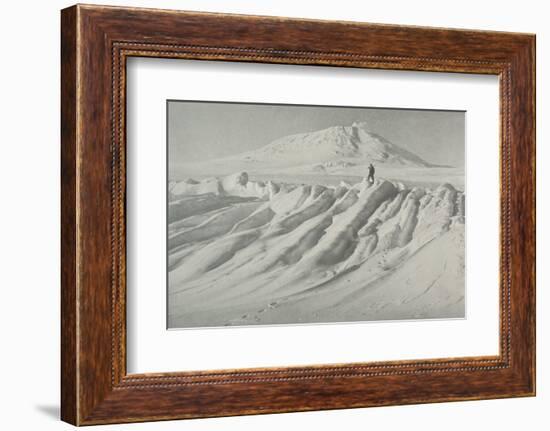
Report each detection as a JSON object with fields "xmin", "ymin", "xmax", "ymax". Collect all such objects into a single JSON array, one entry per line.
[
  {"xmin": 60, "ymin": 5, "xmax": 78, "ymax": 425},
  {"xmin": 60, "ymin": 4, "xmax": 536, "ymax": 425}
]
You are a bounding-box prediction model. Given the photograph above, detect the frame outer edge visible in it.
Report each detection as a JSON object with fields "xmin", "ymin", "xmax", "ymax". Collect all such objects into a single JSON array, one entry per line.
[
  {"xmin": 505, "ymin": 35, "xmax": 536, "ymax": 395},
  {"xmin": 61, "ymin": 5, "xmax": 79, "ymax": 426},
  {"xmin": 526, "ymin": 35, "xmax": 536, "ymax": 395},
  {"xmin": 531, "ymin": 34, "xmax": 536, "ymax": 396}
]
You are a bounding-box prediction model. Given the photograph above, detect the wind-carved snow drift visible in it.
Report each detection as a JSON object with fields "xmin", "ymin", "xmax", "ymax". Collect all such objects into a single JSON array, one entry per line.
[{"xmin": 168, "ymin": 170, "xmax": 465, "ymax": 328}]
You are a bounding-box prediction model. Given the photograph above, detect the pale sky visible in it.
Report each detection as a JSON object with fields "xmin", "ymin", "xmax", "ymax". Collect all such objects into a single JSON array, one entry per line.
[{"xmin": 168, "ymin": 100, "xmax": 465, "ymax": 168}]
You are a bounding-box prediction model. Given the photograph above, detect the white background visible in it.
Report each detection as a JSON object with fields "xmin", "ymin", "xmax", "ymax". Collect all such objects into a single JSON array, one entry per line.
[
  {"xmin": 127, "ymin": 59, "xmax": 499, "ymax": 373},
  {"xmin": 0, "ymin": 0, "xmax": 547, "ymax": 430}
]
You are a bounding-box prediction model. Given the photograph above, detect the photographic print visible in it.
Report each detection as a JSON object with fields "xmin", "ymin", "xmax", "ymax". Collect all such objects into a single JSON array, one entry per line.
[{"xmin": 167, "ymin": 101, "xmax": 465, "ymax": 329}]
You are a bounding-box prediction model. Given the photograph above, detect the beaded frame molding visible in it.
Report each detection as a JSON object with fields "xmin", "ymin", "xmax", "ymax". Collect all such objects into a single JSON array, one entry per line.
[{"xmin": 61, "ymin": 4, "xmax": 535, "ymax": 425}]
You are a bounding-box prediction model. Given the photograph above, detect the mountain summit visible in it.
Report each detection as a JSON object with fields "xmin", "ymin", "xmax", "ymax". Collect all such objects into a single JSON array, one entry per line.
[{"xmin": 234, "ymin": 121, "xmax": 434, "ymax": 168}]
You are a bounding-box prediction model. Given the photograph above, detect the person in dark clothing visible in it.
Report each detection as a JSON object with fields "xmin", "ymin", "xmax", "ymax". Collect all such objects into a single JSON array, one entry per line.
[{"xmin": 367, "ymin": 163, "xmax": 375, "ymax": 184}]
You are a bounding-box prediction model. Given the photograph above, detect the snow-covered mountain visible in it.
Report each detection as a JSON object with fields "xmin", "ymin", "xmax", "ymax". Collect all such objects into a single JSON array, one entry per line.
[{"xmin": 227, "ymin": 121, "xmax": 434, "ymax": 168}]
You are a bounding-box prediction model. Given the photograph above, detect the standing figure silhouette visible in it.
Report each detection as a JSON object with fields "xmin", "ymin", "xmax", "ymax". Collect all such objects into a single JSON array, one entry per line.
[{"xmin": 367, "ymin": 163, "xmax": 375, "ymax": 184}]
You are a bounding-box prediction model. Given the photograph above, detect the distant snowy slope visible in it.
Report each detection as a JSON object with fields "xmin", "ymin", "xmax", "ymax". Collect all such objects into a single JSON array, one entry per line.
[{"xmin": 226, "ymin": 121, "xmax": 434, "ymax": 167}]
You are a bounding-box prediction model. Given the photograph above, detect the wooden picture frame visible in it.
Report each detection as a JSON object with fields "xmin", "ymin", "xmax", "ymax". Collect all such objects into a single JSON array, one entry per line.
[{"xmin": 61, "ymin": 4, "xmax": 535, "ymax": 425}]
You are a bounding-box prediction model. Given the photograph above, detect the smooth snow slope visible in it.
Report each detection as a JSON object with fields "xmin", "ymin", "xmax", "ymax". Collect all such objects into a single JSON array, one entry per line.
[
  {"xmin": 233, "ymin": 121, "xmax": 434, "ymax": 167},
  {"xmin": 168, "ymin": 172, "xmax": 465, "ymax": 328}
]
